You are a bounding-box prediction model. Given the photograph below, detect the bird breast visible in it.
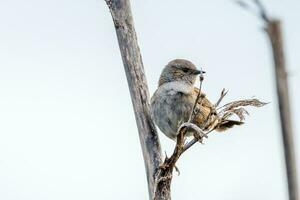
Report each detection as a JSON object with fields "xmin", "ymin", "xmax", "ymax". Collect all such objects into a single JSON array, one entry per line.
[{"xmin": 150, "ymin": 82, "xmax": 195, "ymax": 140}]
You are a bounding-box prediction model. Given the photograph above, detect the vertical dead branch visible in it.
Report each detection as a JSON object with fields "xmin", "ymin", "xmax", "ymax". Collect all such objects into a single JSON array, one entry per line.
[
  {"xmin": 104, "ymin": 0, "xmax": 162, "ymax": 199},
  {"xmin": 266, "ymin": 20, "xmax": 299, "ymax": 200},
  {"xmin": 236, "ymin": 1, "xmax": 298, "ymax": 199}
]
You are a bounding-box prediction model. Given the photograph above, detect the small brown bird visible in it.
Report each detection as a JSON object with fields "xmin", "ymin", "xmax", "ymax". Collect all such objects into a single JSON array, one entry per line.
[{"xmin": 150, "ymin": 59, "xmax": 243, "ymax": 140}]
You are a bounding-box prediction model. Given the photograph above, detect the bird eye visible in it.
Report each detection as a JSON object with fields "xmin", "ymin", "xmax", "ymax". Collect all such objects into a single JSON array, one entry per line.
[{"xmin": 182, "ymin": 68, "xmax": 189, "ymax": 73}]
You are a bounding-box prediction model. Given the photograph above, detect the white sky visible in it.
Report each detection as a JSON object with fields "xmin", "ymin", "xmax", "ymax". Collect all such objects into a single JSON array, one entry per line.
[{"xmin": 0, "ymin": 0, "xmax": 299, "ymax": 200}]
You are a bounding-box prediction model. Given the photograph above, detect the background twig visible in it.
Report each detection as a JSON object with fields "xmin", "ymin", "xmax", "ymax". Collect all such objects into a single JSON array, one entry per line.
[{"xmin": 236, "ymin": 1, "xmax": 299, "ymax": 199}]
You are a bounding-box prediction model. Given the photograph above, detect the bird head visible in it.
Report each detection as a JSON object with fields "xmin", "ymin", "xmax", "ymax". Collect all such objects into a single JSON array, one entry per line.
[{"xmin": 158, "ymin": 59, "xmax": 205, "ymax": 86}]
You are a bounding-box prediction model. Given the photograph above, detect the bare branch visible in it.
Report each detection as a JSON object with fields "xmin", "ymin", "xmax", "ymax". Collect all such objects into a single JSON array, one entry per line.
[
  {"xmin": 104, "ymin": 1, "xmax": 162, "ymax": 199},
  {"xmin": 266, "ymin": 20, "xmax": 299, "ymax": 200},
  {"xmin": 235, "ymin": 1, "xmax": 299, "ymax": 199},
  {"xmin": 253, "ymin": 0, "xmax": 270, "ymax": 22},
  {"xmin": 182, "ymin": 128, "xmax": 215, "ymax": 153},
  {"xmin": 188, "ymin": 71, "xmax": 205, "ymax": 122},
  {"xmin": 214, "ymin": 88, "xmax": 228, "ymax": 108},
  {"xmin": 179, "ymin": 122, "xmax": 208, "ymax": 139},
  {"xmin": 235, "ymin": 0, "xmax": 269, "ymax": 22}
]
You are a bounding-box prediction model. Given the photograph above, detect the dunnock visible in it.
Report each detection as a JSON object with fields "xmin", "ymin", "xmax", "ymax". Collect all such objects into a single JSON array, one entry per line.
[{"xmin": 150, "ymin": 59, "xmax": 243, "ymax": 140}]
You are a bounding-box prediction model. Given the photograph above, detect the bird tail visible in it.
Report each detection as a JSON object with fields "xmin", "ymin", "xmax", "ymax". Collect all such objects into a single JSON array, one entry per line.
[{"xmin": 215, "ymin": 120, "xmax": 244, "ymax": 132}]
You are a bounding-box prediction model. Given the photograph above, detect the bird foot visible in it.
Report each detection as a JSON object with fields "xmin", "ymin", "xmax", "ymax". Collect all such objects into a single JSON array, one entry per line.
[{"xmin": 193, "ymin": 132, "xmax": 204, "ymax": 143}]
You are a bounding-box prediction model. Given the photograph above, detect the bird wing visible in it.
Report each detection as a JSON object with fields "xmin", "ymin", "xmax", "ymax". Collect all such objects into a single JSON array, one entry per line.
[
  {"xmin": 191, "ymin": 87, "xmax": 216, "ymax": 130},
  {"xmin": 192, "ymin": 87, "xmax": 214, "ymax": 108},
  {"xmin": 191, "ymin": 87, "xmax": 243, "ymax": 131}
]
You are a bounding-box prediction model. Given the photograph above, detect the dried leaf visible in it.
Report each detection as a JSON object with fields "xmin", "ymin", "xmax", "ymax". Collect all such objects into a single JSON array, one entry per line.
[
  {"xmin": 220, "ymin": 98, "xmax": 268, "ymax": 112},
  {"xmin": 223, "ymin": 107, "xmax": 249, "ymax": 121}
]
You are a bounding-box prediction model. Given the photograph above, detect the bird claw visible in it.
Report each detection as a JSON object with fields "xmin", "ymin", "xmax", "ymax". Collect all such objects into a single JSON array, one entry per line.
[{"xmin": 193, "ymin": 131, "xmax": 207, "ymax": 143}]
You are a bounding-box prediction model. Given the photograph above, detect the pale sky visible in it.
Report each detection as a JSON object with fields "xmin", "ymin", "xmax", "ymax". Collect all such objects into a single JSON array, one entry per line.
[{"xmin": 0, "ymin": 0, "xmax": 299, "ymax": 200}]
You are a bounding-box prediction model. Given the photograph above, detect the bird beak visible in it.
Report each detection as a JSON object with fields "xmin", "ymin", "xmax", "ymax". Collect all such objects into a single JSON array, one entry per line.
[{"xmin": 192, "ymin": 69, "xmax": 206, "ymax": 75}]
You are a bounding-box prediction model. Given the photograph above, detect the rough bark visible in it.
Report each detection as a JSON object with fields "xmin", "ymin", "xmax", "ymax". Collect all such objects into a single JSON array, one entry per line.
[
  {"xmin": 266, "ymin": 20, "xmax": 299, "ymax": 200},
  {"xmin": 104, "ymin": 0, "xmax": 162, "ymax": 199}
]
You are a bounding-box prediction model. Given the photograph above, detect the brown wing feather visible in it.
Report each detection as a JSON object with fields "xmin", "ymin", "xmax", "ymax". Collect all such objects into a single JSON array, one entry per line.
[
  {"xmin": 216, "ymin": 120, "xmax": 244, "ymax": 131},
  {"xmin": 191, "ymin": 87, "xmax": 216, "ymax": 130},
  {"xmin": 191, "ymin": 87, "xmax": 243, "ymax": 131}
]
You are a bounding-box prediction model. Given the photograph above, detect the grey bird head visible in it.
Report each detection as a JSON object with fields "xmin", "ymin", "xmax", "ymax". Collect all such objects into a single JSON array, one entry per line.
[{"xmin": 158, "ymin": 59, "xmax": 205, "ymax": 86}]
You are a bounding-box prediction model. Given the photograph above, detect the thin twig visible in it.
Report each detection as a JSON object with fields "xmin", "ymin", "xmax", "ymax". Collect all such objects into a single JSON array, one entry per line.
[
  {"xmin": 235, "ymin": 0, "xmax": 269, "ymax": 22},
  {"xmin": 182, "ymin": 128, "xmax": 215, "ymax": 153},
  {"xmin": 188, "ymin": 70, "xmax": 205, "ymax": 122},
  {"xmin": 202, "ymin": 88, "xmax": 228, "ymax": 132},
  {"xmin": 215, "ymin": 88, "xmax": 228, "ymax": 108},
  {"xmin": 179, "ymin": 122, "xmax": 208, "ymax": 139},
  {"xmin": 253, "ymin": 0, "xmax": 269, "ymax": 22}
]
